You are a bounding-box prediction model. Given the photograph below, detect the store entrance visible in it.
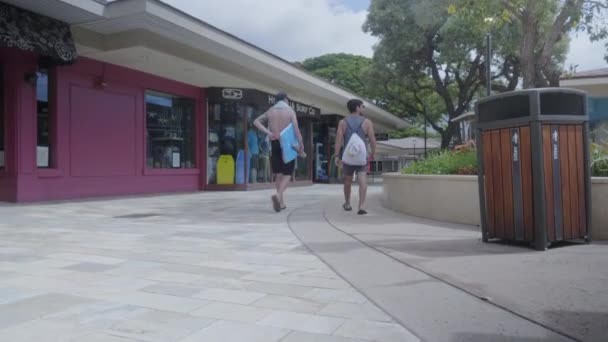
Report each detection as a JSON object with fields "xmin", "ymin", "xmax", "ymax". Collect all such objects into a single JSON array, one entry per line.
[{"xmin": 313, "ymin": 115, "xmax": 341, "ymax": 183}]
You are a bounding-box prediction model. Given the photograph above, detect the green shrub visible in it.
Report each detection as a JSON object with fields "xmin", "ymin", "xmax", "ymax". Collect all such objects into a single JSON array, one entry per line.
[
  {"xmin": 402, "ymin": 143, "xmax": 608, "ymax": 177},
  {"xmin": 402, "ymin": 149, "xmax": 478, "ymax": 175},
  {"xmin": 591, "ymin": 143, "xmax": 608, "ymax": 177}
]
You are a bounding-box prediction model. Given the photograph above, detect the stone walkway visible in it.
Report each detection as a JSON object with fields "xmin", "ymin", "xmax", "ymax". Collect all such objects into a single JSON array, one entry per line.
[
  {"xmin": 0, "ymin": 186, "xmax": 417, "ymax": 342},
  {"xmin": 290, "ymin": 188, "xmax": 607, "ymax": 342}
]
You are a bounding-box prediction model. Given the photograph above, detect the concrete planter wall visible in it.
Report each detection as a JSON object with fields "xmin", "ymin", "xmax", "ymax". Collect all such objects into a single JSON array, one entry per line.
[{"xmin": 382, "ymin": 173, "xmax": 608, "ymax": 240}]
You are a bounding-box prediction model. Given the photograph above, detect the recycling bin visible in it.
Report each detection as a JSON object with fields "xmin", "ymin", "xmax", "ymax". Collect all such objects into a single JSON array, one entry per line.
[{"xmin": 474, "ymin": 88, "xmax": 592, "ymax": 250}]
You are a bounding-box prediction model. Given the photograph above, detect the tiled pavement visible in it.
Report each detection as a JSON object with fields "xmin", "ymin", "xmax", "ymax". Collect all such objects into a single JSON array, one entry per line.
[{"xmin": 0, "ymin": 186, "xmax": 418, "ymax": 342}]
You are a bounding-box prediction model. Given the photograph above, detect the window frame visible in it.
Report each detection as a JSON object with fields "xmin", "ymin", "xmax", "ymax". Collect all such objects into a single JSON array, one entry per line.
[
  {"xmin": 143, "ymin": 89, "xmax": 199, "ymax": 175},
  {"xmin": 36, "ymin": 67, "xmax": 61, "ymax": 177}
]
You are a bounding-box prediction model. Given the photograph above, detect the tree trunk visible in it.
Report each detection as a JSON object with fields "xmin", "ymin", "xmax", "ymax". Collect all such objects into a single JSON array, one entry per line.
[
  {"xmin": 520, "ymin": 11, "xmax": 539, "ymax": 89},
  {"xmin": 440, "ymin": 121, "xmax": 461, "ymax": 149}
]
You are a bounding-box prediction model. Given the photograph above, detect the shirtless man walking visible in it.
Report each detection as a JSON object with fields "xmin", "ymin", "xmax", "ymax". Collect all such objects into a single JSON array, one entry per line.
[
  {"xmin": 334, "ymin": 99, "xmax": 376, "ymax": 215},
  {"xmin": 254, "ymin": 91, "xmax": 304, "ymax": 212}
]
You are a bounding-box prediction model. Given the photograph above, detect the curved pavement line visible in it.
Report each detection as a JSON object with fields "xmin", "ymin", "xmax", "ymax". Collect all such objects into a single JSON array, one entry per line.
[
  {"xmin": 286, "ymin": 205, "xmax": 422, "ymax": 342},
  {"xmin": 287, "ymin": 202, "xmax": 577, "ymax": 342}
]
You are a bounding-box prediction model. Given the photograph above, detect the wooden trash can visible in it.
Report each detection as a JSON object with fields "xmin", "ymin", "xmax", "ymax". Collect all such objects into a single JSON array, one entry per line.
[{"xmin": 474, "ymin": 88, "xmax": 592, "ymax": 251}]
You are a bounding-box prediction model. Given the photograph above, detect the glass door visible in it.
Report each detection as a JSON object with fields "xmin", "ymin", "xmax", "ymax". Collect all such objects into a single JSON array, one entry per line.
[{"xmin": 295, "ymin": 120, "xmax": 312, "ymax": 181}]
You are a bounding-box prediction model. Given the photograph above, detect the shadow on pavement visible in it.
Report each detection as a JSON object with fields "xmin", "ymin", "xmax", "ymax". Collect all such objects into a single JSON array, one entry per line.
[
  {"xmin": 450, "ymin": 332, "xmax": 572, "ymax": 342},
  {"xmin": 543, "ymin": 310, "xmax": 608, "ymax": 342},
  {"xmin": 356, "ymin": 237, "xmax": 536, "ymax": 258}
]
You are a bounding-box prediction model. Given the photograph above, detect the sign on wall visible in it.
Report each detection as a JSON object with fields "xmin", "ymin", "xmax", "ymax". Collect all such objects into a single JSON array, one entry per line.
[{"xmin": 207, "ymin": 87, "xmax": 321, "ymax": 119}]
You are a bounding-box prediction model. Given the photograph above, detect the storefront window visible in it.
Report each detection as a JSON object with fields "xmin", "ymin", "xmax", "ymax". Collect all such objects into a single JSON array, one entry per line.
[
  {"xmin": 36, "ymin": 68, "xmax": 52, "ymax": 168},
  {"xmin": 247, "ymin": 107, "xmax": 272, "ymax": 184},
  {"xmin": 207, "ymin": 101, "xmax": 246, "ymax": 184},
  {"xmin": 206, "ymin": 87, "xmax": 320, "ymax": 186},
  {"xmin": 145, "ymin": 91, "xmax": 195, "ymax": 169},
  {"xmin": 0, "ymin": 65, "xmax": 4, "ymax": 169}
]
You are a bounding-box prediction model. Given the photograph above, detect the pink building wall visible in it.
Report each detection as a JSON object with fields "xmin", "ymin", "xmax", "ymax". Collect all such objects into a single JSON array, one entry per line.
[{"xmin": 0, "ymin": 48, "xmax": 207, "ymax": 202}]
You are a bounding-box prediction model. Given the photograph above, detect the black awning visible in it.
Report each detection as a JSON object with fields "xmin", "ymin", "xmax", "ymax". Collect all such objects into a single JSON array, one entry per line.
[{"xmin": 0, "ymin": 2, "xmax": 78, "ymax": 64}]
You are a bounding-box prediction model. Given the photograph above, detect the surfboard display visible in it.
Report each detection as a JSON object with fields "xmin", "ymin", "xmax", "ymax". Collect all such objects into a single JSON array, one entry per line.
[
  {"xmin": 217, "ymin": 154, "xmax": 235, "ymax": 185},
  {"xmin": 235, "ymin": 149, "xmax": 250, "ymax": 184}
]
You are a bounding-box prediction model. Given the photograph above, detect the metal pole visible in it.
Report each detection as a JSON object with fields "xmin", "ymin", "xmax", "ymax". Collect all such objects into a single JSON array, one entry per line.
[{"xmin": 486, "ymin": 32, "xmax": 492, "ymax": 97}]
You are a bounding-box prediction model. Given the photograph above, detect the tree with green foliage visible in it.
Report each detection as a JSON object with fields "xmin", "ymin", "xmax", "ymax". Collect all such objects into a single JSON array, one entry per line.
[
  {"xmin": 448, "ymin": 0, "xmax": 608, "ymax": 88},
  {"xmin": 364, "ymin": 0, "xmax": 521, "ymax": 148},
  {"xmin": 296, "ymin": 54, "xmax": 372, "ymax": 96},
  {"xmin": 298, "ymin": 53, "xmax": 440, "ymax": 139}
]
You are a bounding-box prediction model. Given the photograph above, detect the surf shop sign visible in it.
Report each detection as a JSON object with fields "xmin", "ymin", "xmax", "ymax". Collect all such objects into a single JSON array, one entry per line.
[
  {"xmin": 266, "ymin": 94, "xmax": 321, "ymax": 118},
  {"xmin": 209, "ymin": 87, "xmax": 322, "ymax": 119}
]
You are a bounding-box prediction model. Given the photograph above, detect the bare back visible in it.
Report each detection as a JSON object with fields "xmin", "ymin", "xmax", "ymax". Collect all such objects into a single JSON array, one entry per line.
[
  {"xmin": 254, "ymin": 100, "xmax": 304, "ymax": 148},
  {"xmin": 266, "ymin": 106, "xmax": 296, "ymax": 139}
]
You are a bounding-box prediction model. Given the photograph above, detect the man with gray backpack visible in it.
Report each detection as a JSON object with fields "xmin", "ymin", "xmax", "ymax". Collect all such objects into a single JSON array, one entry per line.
[{"xmin": 334, "ymin": 99, "xmax": 377, "ymax": 215}]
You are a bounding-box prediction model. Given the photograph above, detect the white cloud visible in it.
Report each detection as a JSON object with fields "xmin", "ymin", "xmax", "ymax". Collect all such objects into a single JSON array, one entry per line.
[
  {"xmin": 566, "ymin": 32, "xmax": 607, "ymax": 72},
  {"xmin": 161, "ymin": 0, "xmax": 377, "ymax": 62}
]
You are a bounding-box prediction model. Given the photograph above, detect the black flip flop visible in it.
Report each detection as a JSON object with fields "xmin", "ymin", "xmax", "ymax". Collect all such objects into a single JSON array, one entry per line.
[
  {"xmin": 271, "ymin": 195, "xmax": 281, "ymax": 212},
  {"xmin": 343, "ymin": 203, "xmax": 352, "ymax": 211},
  {"xmin": 357, "ymin": 209, "xmax": 368, "ymax": 215}
]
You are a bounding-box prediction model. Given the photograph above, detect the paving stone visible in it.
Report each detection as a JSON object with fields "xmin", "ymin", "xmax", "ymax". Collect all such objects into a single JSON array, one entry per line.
[
  {"xmin": 94, "ymin": 291, "xmax": 210, "ymax": 313},
  {"xmin": 63, "ymin": 262, "xmax": 119, "ymax": 273},
  {"xmin": 318, "ymin": 302, "xmax": 393, "ymax": 322},
  {"xmin": 252, "ymin": 295, "xmax": 326, "ymax": 314},
  {"xmin": 45, "ymin": 301, "xmax": 148, "ymax": 329},
  {"xmin": 245, "ymin": 281, "xmax": 315, "ymax": 297},
  {"xmin": 298, "ymin": 288, "xmax": 368, "ymax": 304},
  {"xmin": 257, "ymin": 311, "xmax": 344, "ymax": 334},
  {"xmin": 0, "ymin": 287, "xmax": 44, "ymax": 305},
  {"xmin": 179, "ymin": 320, "xmax": 290, "ymax": 342},
  {"xmin": 46, "ymin": 253, "xmax": 125, "ymax": 265},
  {"xmin": 141, "ymin": 283, "xmax": 203, "ymax": 297},
  {"xmin": 74, "ymin": 332, "xmax": 143, "ymax": 342},
  {"xmin": 0, "ymin": 293, "xmax": 93, "ymax": 330},
  {"xmin": 191, "ymin": 302, "xmax": 274, "ymax": 322},
  {"xmin": 281, "ymin": 331, "xmax": 366, "ymax": 342},
  {"xmin": 109, "ymin": 309, "xmax": 214, "ymax": 342},
  {"xmin": 333, "ymin": 319, "xmax": 420, "ymax": 342},
  {"xmin": 0, "ymin": 319, "xmax": 91, "ymax": 342},
  {"xmin": 193, "ymin": 288, "xmax": 266, "ymax": 305}
]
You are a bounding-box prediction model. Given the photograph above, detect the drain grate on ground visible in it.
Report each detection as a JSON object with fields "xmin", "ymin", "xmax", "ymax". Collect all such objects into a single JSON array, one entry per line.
[{"xmin": 113, "ymin": 213, "xmax": 161, "ymax": 219}]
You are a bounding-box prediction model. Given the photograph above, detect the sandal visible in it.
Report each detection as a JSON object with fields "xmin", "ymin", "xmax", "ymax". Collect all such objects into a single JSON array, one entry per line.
[
  {"xmin": 343, "ymin": 203, "xmax": 352, "ymax": 211},
  {"xmin": 357, "ymin": 209, "xmax": 368, "ymax": 215},
  {"xmin": 271, "ymin": 195, "xmax": 281, "ymax": 212}
]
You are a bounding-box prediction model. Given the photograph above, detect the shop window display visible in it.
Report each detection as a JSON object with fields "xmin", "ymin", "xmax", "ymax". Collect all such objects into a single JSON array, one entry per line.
[
  {"xmin": 207, "ymin": 101, "xmax": 246, "ymax": 184},
  {"xmin": 145, "ymin": 91, "xmax": 195, "ymax": 169},
  {"xmin": 247, "ymin": 108, "xmax": 272, "ymax": 184},
  {"xmin": 206, "ymin": 87, "xmax": 321, "ymax": 187},
  {"xmin": 36, "ymin": 68, "xmax": 52, "ymax": 168}
]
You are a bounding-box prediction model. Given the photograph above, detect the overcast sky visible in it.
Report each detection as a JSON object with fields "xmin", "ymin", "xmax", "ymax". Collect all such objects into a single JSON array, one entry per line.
[{"xmin": 162, "ymin": 0, "xmax": 607, "ymax": 71}]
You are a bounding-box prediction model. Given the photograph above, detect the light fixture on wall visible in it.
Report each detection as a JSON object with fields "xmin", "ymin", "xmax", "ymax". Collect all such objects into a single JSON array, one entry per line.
[
  {"xmin": 95, "ymin": 76, "xmax": 108, "ymax": 88},
  {"xmin": 95, "ymin": 63, "xmax": 108, "ymax": 88}
]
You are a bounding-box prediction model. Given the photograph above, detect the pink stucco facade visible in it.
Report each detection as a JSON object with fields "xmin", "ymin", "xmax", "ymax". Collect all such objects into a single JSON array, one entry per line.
[{"xmin": 0, "ymin": 48, "xmax": 207, "ymax": 202}]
